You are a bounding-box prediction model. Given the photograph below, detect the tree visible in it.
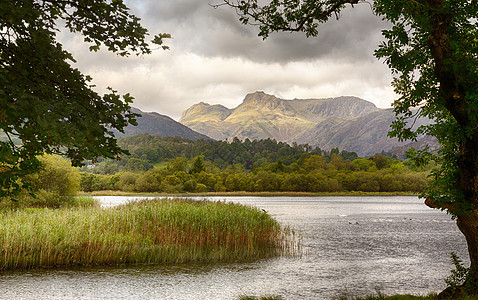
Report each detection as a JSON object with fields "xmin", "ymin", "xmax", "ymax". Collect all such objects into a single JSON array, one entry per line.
[
  {"xmin": 220, "ymin": 0, "xmax": 478, "ymax": 295},
  {"xmin": 123, "ymin": 158, "xmax": 153, "ymax": 172},
  {"xmin": 167, "ymin": 157, "xmax": 188, "ymax": 173},
  {"xmin": 29, "ymin": 154, "xmax": 80, "ymax": 196},
  {"xmin": 302, "ymin": 155, "xmax": 325, "ymax": 171},
  {"xmin": 189, "ymin": 156, "xmax": 206, "ymax": 174},
  {"xmin": 0, "ymin": 1, "xmax": 170, "ymax": 198}
]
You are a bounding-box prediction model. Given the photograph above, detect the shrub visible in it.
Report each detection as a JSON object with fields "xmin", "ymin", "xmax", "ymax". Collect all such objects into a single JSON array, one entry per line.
[
  {"xmin": 29, "ymin": 154, "xmax": 80, "ymax": 196},
  {"xmin": 114, "ymin": 172, "xmax": 137, "ymax": 192},
  {"xmin": 135, "ymin": 171, "xmax": 161, "ymax": 192},
  {"xmin": 443, "ymin": 252, "xmax": 478, "ymax": 297},
  {"xmin": 81, "ymin": 173, "xmax": 114, "ymax": 192},
  {"xmin": 183, "ymin": 179, "xmax": 197, "ymax": 192},
  {"xmin": 195, "ymin": 183, "xmax": 207, "ymax": 193},
  {"xmin": 0, "ymin": 154, "xmax": 83, "ymax": 209}
]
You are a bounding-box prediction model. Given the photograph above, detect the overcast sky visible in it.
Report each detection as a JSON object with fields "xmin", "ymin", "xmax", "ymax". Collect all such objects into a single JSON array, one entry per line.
[{"xmin": 60, "ymin": 0, "xmax": 395, "ymax": 120}]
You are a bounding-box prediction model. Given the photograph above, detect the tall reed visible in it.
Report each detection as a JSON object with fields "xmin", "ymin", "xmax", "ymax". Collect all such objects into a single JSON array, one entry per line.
[{"xmin": 0, "ymin": 198, "xmax": 299, "ymax": 270}]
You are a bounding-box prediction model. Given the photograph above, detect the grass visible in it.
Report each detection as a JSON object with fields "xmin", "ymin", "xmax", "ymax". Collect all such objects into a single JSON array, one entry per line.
[
  {"xmin": 239, "ymin": 293, "xmax": 435, "ymax": 300},
  {"xmin": 334, "ymin": 293, "xmax": 437, "ymax": 300},
  {"xmin": 0, "ymin": 194, "xmax": 99, "ymax": 210},
  {"xmin": 240, "ymin": 291, "xmax": 478, "ymax": 300},
  {"xmin": 0, "ymin": 198, "xmax": 299, "ymax": 270},
  {"xmin": 333, "ymin": 289, "xmax": 478, "ymax": 300}
]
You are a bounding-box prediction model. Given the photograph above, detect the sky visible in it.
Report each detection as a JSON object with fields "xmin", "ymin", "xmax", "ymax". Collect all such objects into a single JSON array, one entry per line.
[{"xmin": 60, "ymin": 0, "xmax": 396, "ymax": 121}]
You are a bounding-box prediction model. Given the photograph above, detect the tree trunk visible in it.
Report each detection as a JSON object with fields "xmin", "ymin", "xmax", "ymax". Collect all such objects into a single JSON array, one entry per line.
[
  {"xmin": 457, "ymin": 212, "xmax": 478, "ymax": 277},
  {"xmin": 436, "ymin": 212, "xmax": 478, "ymax": 299},
  {"xmin": 455, "ymin": 135, "xmax": 478, "ymax": 294}
]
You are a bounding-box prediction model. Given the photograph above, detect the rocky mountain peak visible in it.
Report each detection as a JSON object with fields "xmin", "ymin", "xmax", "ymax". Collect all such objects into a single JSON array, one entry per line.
[
  {"xmin": 242, "ymin": 91, "xmax": 281, "ymax": 106},
  {"xmin": 235, "ymin": 91, "xmax": 292, "ymax": 117},
  {"xmin": 179, "ymin": 101, "xmax": 231, "ymax": 123},
  {"xmin": 243, "ymin": 91, "xmax": 267, "ymax": 101}
]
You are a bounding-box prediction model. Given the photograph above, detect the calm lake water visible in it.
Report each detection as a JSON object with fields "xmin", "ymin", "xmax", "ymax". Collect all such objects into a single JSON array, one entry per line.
[{"xmin": 0, "ymin": 196, "xmax": 468, "ymax": 299}]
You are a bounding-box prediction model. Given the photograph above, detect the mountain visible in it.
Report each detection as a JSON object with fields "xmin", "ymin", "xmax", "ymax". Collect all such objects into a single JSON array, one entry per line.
[
  {"xmin": 180, "ymin": 91, "xmax": 378, "ymax": 141},
  {"xmin": 180, "ymin": 91, "xmax": 436, "ymax": 156},
  {"xmin": 117, "ymin": 107, "xmax": 211, "ymax": 141}
]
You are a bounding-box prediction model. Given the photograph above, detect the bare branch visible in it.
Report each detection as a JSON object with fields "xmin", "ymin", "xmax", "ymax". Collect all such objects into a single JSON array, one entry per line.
[{"xmin": 409, "ymin": 107, "xmax": 423, "ymax": 129}]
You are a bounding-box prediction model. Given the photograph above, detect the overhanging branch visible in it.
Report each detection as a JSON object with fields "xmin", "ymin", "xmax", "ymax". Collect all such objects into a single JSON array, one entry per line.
[{"xmin": 217, "ymin": 0, "xmax": 362, "ymax": 35}]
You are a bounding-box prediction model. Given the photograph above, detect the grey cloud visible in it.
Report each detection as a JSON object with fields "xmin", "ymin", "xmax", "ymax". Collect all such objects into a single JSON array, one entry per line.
[
  {"xmin": 211, "ymin": 4, "xmax": 387, "ymax": 63},
  {"xmin": 126, "ymin": 1, "xmax": 389, "ymax": 63},
  {"xmin": 141, "ymin": 0, "xmax": 206, "ymax": 22},
  {"xmin": 58, "ymin": 0, "xmax": 396, "ymax": 121}
]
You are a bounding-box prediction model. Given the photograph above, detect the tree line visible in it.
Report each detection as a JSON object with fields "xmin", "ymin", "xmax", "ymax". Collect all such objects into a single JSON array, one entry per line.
[
  {"xmin": 86, "ymin": 133, "xmax": 360, "ymax": 173},
  {"xmin": 80, "ymin": 134, "xmax": 430, "ymax": 193}
]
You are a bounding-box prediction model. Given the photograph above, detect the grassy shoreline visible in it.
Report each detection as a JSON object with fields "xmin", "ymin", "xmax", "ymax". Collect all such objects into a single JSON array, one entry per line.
[
  {"xmin": 80, "ymin": 190, "xmax": 418, "ymax": 197},
  {"xmin": 0, "ymin": 198, "xmax": 299, "ymax": 270}
]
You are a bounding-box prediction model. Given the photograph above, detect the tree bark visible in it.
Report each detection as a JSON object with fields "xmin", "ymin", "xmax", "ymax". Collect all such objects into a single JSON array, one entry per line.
[
  {"xmin": 457, "ymin": 212, "xmax": 478, "ymax": 275},
  {"xmin": 456, "ymin": 136, "xmax": 478, "ymax": 293}
]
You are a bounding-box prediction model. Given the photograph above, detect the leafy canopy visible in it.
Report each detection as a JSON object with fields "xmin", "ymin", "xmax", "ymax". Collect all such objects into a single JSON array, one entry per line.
[{"xmin": 0, "ymin": 0, "xmax": 170, "ymax": 198}]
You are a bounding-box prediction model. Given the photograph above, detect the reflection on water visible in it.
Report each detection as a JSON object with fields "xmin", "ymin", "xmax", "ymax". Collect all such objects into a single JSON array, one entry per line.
[{"xmin": 0, "ymin": 196, "xmax": 468, "ymax": 299}]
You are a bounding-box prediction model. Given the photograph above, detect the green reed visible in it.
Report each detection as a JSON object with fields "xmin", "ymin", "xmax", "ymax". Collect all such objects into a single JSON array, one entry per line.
[{"xmin": 0, "ymin": 198, "xmax": 300, "ymax": 270}]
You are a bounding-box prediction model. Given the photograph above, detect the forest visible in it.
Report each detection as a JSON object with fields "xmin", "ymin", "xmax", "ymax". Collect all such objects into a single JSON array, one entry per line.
[{"xmin": 79, "ymin": 134, "xmax": 430, "ymax": 194}]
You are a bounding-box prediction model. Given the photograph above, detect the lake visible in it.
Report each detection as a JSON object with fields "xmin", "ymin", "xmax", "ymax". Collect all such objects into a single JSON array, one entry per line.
[{"xmin": 0, "ymin": 196, "xmax": 468, "ymax": 299}]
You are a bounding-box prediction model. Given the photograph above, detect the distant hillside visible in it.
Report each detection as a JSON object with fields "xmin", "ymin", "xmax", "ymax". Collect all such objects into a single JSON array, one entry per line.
[
  {"xmin": 117, "ymin": 107, "xmax": 211, "ymax": 141},
  {"xmin": 180, "ymin": 91, "xmax": 437, "ymax": 156}
]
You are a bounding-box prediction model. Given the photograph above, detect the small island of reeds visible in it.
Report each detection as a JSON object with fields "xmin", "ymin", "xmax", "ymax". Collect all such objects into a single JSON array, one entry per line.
[{"xmin": 0, "ymin": 198, "xmax": 299, "ymax": 270}]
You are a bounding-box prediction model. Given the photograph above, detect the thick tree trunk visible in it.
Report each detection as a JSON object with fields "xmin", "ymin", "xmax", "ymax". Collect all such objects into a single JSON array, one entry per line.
[
  {"xmin": 426, "ymin": 197, "xmax": 478, "ymax": 281},
  {"xmin": 434, "ymin": 136, "xmax": 478, "ymax": 298},
  {"xmin": 436, "ymin": 211, "xmax": 478, "ymax": 299},
  {"xmin": 455, "ymin": 136, "xmax": 478, "ymax": 294},
  {"xmin": 457, "ymin": 212, "xmax": 478, "ymax": 277},
  {"xmin": 427, "ymin": 199, "xmax": 478, "ymax": 298}
]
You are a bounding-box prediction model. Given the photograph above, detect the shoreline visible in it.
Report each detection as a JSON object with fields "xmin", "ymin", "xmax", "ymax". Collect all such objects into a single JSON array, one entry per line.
[{"xmin": 79, "ymin": 190, "xmax": 419, "ymax": 198}]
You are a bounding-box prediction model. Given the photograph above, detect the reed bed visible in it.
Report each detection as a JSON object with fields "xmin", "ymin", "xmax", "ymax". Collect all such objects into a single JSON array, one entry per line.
[{"xmin": 0, "ymin": 198, "xmax": 300, "ymax": 270}]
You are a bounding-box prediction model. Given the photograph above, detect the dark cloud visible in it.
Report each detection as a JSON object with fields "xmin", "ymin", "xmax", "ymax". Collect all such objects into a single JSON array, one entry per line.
[
  {"xmin": 126, "ymin": 0, "xmax": 388, "ymax": 63},
  {"xmin": 211, "ymin": 4, "xmax": 387, "ymax": 63}
]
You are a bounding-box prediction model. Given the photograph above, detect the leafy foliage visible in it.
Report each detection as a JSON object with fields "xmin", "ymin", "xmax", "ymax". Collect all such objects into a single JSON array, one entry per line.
[
  {"xmin": 372, "ymin": 0, "xmax": 478, "ymax": 217},
  {"xmin": 84, "ymin": 134, "xmax": 359, "ymax": 173},
  {"xmin": 445, "ymin": 252, "xmax": 470, "ymax": 293},
  {"xmin": 0, "ymin": 154, "xmax": 83, "ymax": 209},
  {"xmin": 0, "ymin": 0, "xmax": 170, "ymax": 198},
  {"xmin": 220, "ymin": 0, "xmax": 360, "ymax": 39},
  {"xmin": 80, "ymin": 134, "xmax": 428, "ymax": 194}
]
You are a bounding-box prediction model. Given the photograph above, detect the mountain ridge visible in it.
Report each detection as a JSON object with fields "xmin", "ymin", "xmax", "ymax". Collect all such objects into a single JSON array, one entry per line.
[
  {"xmin": 179, "ymin": 91, "xmax": 436, "ymax": 156},
  {"xmin": 116, "ymin": 107, "xmax": 211, "ymax": 141}
]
